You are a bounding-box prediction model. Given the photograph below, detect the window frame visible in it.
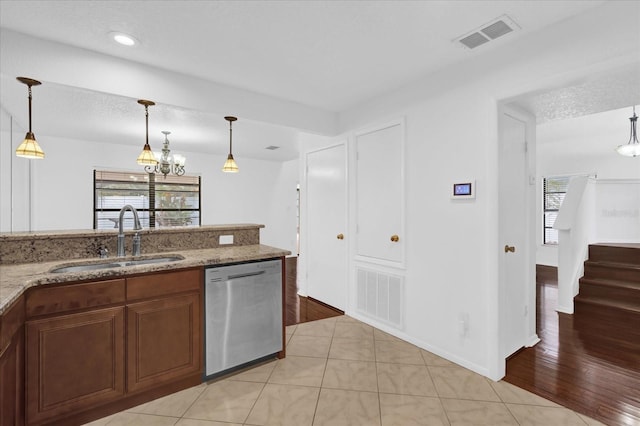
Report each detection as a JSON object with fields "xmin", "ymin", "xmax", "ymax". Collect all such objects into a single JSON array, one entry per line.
[
  {"xmin": 542, "ymin": 175, "xmax": 570, "ymax": 245},
  {"xmin": 93, "ymin": 170, "xmax": 201, "ymax": 230}
]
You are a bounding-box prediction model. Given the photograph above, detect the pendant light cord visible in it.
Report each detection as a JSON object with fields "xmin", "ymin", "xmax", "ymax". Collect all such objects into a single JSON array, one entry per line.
[
  {"xmin": 145, "ymin": 105, "xmax": 149, "ymax": 146},
  {"xmin": 27, "ymin": 85, "xmax": 33, "ymax": 133},
  {"xmin": 229, "ymin": 119, "xmax": 233, "ymax": 153}
]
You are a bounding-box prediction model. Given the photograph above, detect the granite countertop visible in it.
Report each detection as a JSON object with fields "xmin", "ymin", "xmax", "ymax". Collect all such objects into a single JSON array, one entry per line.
[
  {"xmin": 0, "ymin": 224, "xmax": 265, "ymax": 240},
  {"xmin": 0, "ymin": 244, "xmax": 290, "ymax": 315}
]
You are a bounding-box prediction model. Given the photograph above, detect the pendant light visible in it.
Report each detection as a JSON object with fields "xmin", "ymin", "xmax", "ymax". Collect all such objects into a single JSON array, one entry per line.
[
  {"xmin": 222, "ymin": 116, "xmax": 239, "ymax": 173},
  {"xmin": 136, "ymin": 100, "xmax": 159, "ymax": 165},
  {"xmin": 15, "ymin": 77, "xmax": 45, "ymax": 159},
  {"xmin": 616, "ymin": 106, "xmax": 640, "ymax": 157}
]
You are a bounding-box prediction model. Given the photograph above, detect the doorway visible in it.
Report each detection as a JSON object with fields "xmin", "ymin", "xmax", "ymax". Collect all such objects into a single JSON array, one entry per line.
[
  {"xmin": 497, "ymin": 105, "xmax": 539, "ymax": 365},
  {"xmin": 304, "ymin": 143, "xmax": 348, "ymax": 311}
]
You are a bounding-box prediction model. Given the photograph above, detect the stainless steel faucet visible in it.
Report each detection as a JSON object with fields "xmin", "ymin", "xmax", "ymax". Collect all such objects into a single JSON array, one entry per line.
[{"xmin": 117, "ymin": 205, "xmax": 143, "ymax": 257}]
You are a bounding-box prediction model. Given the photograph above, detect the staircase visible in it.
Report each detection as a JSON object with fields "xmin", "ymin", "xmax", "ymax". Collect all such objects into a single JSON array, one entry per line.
[{"xmin": 574, "ymin": 244, "xmax": 640, "ymax": 361}]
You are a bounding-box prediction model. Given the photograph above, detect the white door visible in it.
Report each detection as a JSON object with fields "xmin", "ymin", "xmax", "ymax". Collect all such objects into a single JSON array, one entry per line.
[
  {"xmin": 498, "ymin": 111, "xmax": 535, "ymax": 358},
  {"xmin": 355, "ymin": 122, "xmax": 404, "ymax": 265},
  {"xmin": 306, "ymin": 144, "xmax": 347, "ymax": 311}
]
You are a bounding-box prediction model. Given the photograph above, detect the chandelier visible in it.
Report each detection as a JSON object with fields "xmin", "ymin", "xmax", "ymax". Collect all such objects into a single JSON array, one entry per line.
[{"xmin": 145, "ymin": 131, "xmax": 186, "ymax": 177}]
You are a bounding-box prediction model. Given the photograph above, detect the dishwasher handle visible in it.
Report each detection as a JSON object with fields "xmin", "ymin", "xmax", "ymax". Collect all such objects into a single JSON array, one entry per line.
[{"xmin": 227, "ymin": 270, "xmax": 266, "ymax": 280}]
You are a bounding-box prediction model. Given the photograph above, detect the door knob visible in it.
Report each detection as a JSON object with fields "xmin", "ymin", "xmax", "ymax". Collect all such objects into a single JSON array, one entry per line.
[
  {"xmin": 504, "ymin": 245, "xmax": 516, "ymax": 253},
  {"xmin": 337, "ymin": 233, "xmax": 344, "ymax": 240},
  {"xmin": 390, "ymin": 235, "xmax": 400, "ymax": 242}
]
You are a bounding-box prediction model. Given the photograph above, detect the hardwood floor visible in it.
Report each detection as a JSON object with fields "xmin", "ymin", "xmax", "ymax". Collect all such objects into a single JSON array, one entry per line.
[
  {"xmin": 285, "ymin": 256, "xmax": 343, "ymax": 326},
  {"xmin": 505, "ymin": 265, "xmax": 640, "ymax": 426}
]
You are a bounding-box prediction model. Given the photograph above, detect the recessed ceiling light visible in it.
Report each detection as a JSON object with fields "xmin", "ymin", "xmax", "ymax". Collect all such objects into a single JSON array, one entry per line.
[{"xmin": 109, "ymin": 31, "xmax": 138, "ymax": 47}]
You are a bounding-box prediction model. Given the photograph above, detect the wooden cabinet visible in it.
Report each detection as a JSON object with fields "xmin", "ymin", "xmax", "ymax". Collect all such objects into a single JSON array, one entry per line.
[
  {"xmin": 25, "ymin": 307, "xmax": 125, "ymax": 425},
  {"xmin": 24, "ymin": 279, "xmax": 126, "ymax": 425},
  {"xmin": 23, "ymin": 268, "xmax": 203, "ymax": 425},
  {"xmin": 126, "ymin": 269, "xmax": 201, "ymax": 393},
  {"xmin": 0, "ymin": 296, "xmax": 25, "ymax": 426}
]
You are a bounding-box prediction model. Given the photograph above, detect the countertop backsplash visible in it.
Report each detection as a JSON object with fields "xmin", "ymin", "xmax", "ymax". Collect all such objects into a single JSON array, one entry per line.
[{"xmin": 0, "ymin": 224, "xmax": 263, "ymax": 265}]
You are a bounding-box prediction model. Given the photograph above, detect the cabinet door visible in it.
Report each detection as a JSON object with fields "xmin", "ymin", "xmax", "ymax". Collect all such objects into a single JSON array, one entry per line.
[
  {"xmin": 355, "ymin": 120, "xmax": 404, "ymax": 265},
  {"xmin": 26, "ymin": 307, "xmax": 125, "ymax": 425},
  {"xmin": 127, "ymin": 292, "xmax": 201, "ymax": 393},
  {"xmin": 0, "ymin": 296, "xmax": 25, "ymax": 426},
  {"xmin": 0, "ymin": 331, "xmax": 24, "ymax": 426}
]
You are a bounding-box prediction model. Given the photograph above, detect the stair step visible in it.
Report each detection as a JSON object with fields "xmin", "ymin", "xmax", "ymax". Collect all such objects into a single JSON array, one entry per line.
[
  {"xmin": 589, "ymin": 243, "xmax": 640, "ymax": 266},
  {"xmin": 573, "ymin": 244, "xmax": 640, "ymax": 362},
  {"xmin": 579, "ymin": 278, "xmax": 640, "ymax": 305},
  {"xmin": 575, "ymin": 331, "xmax": 640, "ymax": 366},
  {"xmin": 574, "ymin": 298, "xmax": 640, "ymax": 340},
  {"xmin": 583, "ymin": 261, "xmax": 640, "ymax": 283},
  {"xmin": 574, "ymin": 296, "xmax": 640, "ymax": 316}
]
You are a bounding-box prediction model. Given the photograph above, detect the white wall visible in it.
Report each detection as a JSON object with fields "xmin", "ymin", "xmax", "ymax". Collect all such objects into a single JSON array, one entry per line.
[
  {"xmin": 0, "ymin": 113, "xmax": 31, "ymax": 232},
  {"xmin": 536, "ymin": 107, "xmax": 640, "ymax": 266},
  {"xmin": 302, "ymin": 1, "xmax": 640, "ymax": 380},
  {"xmin": 262, "ymin": 158, "xmax": 299, "ymax": 254},
  {"xmin": 0, "ymin": 128, "xmax": 299, "ymax": 253}
]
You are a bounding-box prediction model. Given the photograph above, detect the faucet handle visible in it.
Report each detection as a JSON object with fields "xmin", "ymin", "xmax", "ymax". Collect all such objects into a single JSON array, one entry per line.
[
  {"xmin": 132, "ymin": 233, "xmax": 141, "ymax": 257},
  {"xmin": 98, "ymin": 247, "xmax": 109, "ymax": 258}
]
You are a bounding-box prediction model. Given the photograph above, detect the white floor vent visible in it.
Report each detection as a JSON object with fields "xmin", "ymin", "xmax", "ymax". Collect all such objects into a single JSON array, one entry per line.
[{"xmin": 356, "ymin": 267, "xmax": 404, "ymax": 329}]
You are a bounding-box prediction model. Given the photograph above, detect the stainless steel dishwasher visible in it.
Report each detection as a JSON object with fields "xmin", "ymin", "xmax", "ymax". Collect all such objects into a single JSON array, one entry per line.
[{"xmin": 204, "ymin": 258, "xmax": 282, "ymax": 379}]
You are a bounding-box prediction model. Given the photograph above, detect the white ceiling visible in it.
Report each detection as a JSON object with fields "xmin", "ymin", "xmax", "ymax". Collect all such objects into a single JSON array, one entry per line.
[{"xmin": 1, "ymin": 0, "xmax": 636, "ymax": 161}]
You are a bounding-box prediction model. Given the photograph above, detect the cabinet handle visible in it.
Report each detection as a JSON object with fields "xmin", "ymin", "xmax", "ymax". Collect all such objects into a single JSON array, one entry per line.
[
  {"xmin": 504, "ymin": 245, "xmax": 516, "ymax": 253},
  {"xmin": 337, "ymin": 233, "xmax": 344, "ymax": 240},
  {"xmin": 390, "ymin": 235, "xmax": 399, "ymax": 242}
]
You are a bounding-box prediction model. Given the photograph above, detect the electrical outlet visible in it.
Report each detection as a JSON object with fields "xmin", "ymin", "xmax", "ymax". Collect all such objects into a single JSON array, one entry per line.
[
  {"xmin": 458, "ymin": 313, "xmax": 469, "ymax": 337},
  {"xmin": 219, "ymin": 235, "xmax": 234, "ymax": 245}
]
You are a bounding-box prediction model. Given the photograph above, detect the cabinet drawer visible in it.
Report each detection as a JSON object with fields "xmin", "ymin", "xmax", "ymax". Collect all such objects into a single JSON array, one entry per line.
[
  {"xmin": 26, "ymin": 279, "xmax": 126, "ymax": 318},
  {"xmin": 127, "ymin": 268, "xmax": 201, "ymax": 301}
]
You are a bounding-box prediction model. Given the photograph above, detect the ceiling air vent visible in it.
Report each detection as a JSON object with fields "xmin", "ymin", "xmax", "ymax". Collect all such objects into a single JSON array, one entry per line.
[{"xmin": 455, "ymin": 15, "xmax": 520, "ymax": 49}]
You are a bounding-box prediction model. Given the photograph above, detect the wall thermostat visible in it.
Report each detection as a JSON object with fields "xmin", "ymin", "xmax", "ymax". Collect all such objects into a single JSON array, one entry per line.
[{"xmin": 451, "ymin": 181, "xmax": 476, "ymax": 199}]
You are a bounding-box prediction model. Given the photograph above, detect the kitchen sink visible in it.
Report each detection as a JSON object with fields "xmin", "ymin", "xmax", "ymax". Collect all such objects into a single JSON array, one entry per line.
[{"xmin": 50, "ymin": 255, "xmax": 185, "ymax": 273}]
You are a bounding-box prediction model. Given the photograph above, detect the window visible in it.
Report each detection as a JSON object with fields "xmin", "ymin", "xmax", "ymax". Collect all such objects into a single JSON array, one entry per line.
[
  {"xmin": 94, "ymin": 170, "xmax": 200, "ymax": 230},
  {"xmin": 543, "ymin": 176, "xmax": 570, "ymax": 245}
]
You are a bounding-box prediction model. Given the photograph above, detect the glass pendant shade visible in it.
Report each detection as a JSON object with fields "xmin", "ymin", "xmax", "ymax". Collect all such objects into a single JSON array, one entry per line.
[
  {"xmin": 222, "ymin": 154, "xmax": 239, "ymax": 172},
  {"xmin": 16, "ymin": 132, "xmax": 45, "ymax": 159},
  {"xmin": 222, "ymin": 116, "xmax": 239, "ymax": 173},
  {"xmin": 616, "ymin": 106, "xmax": 639, "ymax": 157},
  {"xmin": 15, "ymin": 77, "xmax": 44, "ymax": 159},
  {"xmin": 137, "ymin": 143, "xmax": 158, "ymax": 165},
  {"xmin": 616, "ymin": 143, "xmax": 640, "ymax": 157}
]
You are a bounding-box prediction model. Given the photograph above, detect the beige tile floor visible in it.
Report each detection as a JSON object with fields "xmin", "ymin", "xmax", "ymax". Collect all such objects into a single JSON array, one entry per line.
[{"xmin": 85, "ymin": 315, "xmax": 605, "ymax": 426}]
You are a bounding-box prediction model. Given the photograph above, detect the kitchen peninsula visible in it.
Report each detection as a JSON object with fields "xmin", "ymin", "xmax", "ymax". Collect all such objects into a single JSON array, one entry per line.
[{"xmin": 0, "ymin": 224, "xmax": 290, "ymax": 426}]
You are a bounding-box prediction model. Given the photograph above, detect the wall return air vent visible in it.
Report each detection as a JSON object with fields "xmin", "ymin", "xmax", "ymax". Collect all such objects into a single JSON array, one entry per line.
[{"xmin": 455, "ymin": 15, "xmax": 520, "ymax": 49}]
